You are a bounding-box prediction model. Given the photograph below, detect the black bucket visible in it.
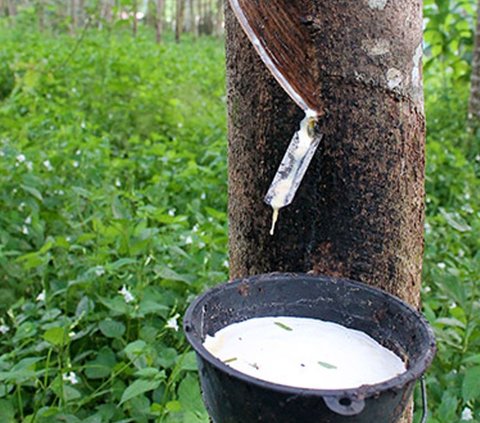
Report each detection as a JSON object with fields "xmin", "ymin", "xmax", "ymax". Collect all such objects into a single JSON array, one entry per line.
[{"xmin": 183, "ymin": 273, "xmax": 436, "ymax": 423}]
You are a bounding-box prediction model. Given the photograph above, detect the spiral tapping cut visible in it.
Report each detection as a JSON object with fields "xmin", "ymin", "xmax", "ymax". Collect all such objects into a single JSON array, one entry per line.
[{"xmin": 264, "ymin": 111, "xmax": 323, "ymax": 235}]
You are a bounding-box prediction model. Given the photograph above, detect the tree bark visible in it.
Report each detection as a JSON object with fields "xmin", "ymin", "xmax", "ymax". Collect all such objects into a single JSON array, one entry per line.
[
  {"xmin": 6, "ymin": 0, "xmax": 16, "ymax": 17},
  {"xmin": 175, "ymin": 0, "xmax": 185, "ymax": 42},
  {"xmin": 70, "ymin": 0, "xmax": 77, "ymax": 34},
  {"xmin": 132, "ymin": 0, "xmax": 138, "ymax": 37},
  {"xmin": 469, "ymin": 0, "xmax": 480, "ymax": 129},
  {"xmin": 215, "ymin": 0, "xmax": 223, "ymax": 36},
  {"xmin": 155, "ymin": 0, "xmax": 165, "ymax": 43},
  {"xmin": 226, "ymin": 1, "xmax": 425, "ymax": 421}
]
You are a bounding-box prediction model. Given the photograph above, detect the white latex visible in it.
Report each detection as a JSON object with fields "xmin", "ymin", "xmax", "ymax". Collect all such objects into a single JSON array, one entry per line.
[{"xmin": 204, "ymin": 316, "xmax": 406, "ymax": 390}]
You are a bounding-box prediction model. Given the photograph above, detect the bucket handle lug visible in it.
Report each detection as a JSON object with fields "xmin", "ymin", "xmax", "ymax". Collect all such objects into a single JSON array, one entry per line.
[{"xmin": 323, "ymin": 395, "xmax": 366, "ymax": 416}]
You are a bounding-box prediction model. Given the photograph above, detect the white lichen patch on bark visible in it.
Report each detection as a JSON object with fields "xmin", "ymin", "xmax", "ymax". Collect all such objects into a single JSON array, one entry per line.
[
  {"xmin": 368, "ymin": 0, "xmax": 388, "ymax": 10},
  {"xmin": 362, "ymin": 39, "xmax": 390, "ymax": 56},
  {"xmin": 386, "ymin": 68, "xmax": 403, "ymax": 90},
  {"xmin": 411, "ymin": 43, "xmax": 424, "ymax": 105},
  {"xmin": 411, "ymin": 43, "xmax": 423, "ymax": 87}
]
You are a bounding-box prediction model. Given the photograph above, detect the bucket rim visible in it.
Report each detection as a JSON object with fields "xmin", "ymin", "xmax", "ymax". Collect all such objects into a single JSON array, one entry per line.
[{"xmin": 183, "ymin": 272, "xmax": 436, "ymax": 400}]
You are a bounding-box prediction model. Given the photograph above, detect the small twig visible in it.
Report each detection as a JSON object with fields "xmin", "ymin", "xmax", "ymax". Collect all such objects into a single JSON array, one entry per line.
[{"xmin": 48, "ymin": 16, "xmax": 92, "ymax": 75}]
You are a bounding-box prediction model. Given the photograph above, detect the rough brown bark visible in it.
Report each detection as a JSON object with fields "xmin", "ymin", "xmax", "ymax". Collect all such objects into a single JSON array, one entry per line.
[
  {"xmin": 226, "ymin": 2, "xmax": 425, "ymax": 420},
  {"xmin": 469, "ymin": 0, "xmax": 480, "ymax": 128}
]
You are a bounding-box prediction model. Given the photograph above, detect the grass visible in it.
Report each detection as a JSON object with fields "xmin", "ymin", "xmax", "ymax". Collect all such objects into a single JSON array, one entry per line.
[{"xmin": 0, "ymin": 14, "xmax": 479, "ymax": 423}]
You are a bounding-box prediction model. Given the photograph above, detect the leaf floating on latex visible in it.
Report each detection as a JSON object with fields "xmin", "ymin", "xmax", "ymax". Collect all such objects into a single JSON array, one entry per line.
[
  {"xmin": 318, "ymin": 361, "xmax": 338, "ymax": 370},
  {"xmin": 274, "ymin": 321, "xmax": 293, "ymax": 331}
]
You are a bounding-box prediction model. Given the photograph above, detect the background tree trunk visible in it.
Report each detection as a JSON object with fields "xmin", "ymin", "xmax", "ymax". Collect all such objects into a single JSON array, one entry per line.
[
  {"xmin": 155, "ymin": 0, "xmax": 165, "ymax": 43},
  {"xmin": 468, "ymin": 0, "xmax": 480, "ymax": 129},
  {"xmin": 36, "ymin": 0, "xmax": 46, "ymax": 31},
  {"xmin": 132, "ymin": 0, "xmax": 138, "ymax": 37},
  {"xmin": 226, "ymin": 2, "xmax": 425, "ymax": 421},
  {"xmin": 175, "ymin": 0, "xmax": 184, "ymax": 42},
  {"xmin": 214, "ymin": 0, "xmax": 223, "ymax": 36},
  {"xmin": 7, "ymin": 0, "xmax": 16, "ymax": 17},
  {"xmin": 70, "ymin": 0, "xmax": 77, "ymax": 34}
]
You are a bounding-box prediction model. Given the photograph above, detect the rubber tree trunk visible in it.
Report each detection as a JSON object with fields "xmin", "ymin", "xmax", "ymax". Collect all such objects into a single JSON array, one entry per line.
[
  {"xmin": 226, "ymin": 2, "xmax": 425, "ymax": 416},
  {"xmin": 469, "ymin": 0, "xmax": 480, "ymax": 129}
]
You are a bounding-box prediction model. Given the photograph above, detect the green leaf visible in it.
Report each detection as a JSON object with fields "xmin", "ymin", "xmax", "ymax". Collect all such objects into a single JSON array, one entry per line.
[
  {"xmin": 440, "ymin": 209, "xmax": 471, "ymax": 232},
  {"xmin": 462, "ymin": 366, "xmax": 480, "ymax": 402},
  {"xmin": 274, "ymin": 321, "xmax": 293, "ymax": 331},
  {"xmin": 119, "ymin": 379, "xmax": 161, "ymax": 405},
  {"xmin": 154, "ymin": 266, "xmax": 193, "ymax": 284},
  {"xmin": 0, "ymin": 399, "xmax": 15, "ymax": 423},
  {"xmin": 180, "ymin": 352, "xmax": 199, "ymax": 371},
  {"xmin": 85, "ymin": 348, "xmax": 117, "ymax": 380},
  {"xmin": 43, "ymin": 326, "xmax": 67, "ymax": 346},
  {"xmin": 21, "ymin": 185, "xmax": 43, "ymax": 202},
  {"xmin": 165, "ymin": 400, "xmax": 182, "ymax": 412},
  {"xmin": 178, "ymin": 374, "xmax": 205, "ymax": 414},
  {"xmin": 318, "ymin": 361, "xmax": 338, "ymax": 370},
  {"xmin": 134, "ymin": 368, "xmax": 165, "ymax": 380},
  {"xmin": 99, "ymin": 319, "xmax": 126, "ymax": 339}
]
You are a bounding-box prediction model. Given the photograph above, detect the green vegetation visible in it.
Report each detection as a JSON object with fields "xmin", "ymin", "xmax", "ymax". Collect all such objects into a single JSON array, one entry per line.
[{"xmin": 0, "ymin": 2, "xmax": 479, "ymax": 422}]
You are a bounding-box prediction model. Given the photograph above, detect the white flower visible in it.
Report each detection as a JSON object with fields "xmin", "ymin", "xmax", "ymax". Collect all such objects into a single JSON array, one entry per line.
[
  {"xmin": 36, "ymin": 290, "xmax": 46, "ymax": 302},
  {"xmin": 115, "ymin": 178, "xmax": 121, "ymax": 187},
  {"xmin": 94, "ymin": 266, "xmax": 105, "ymax": 277},
  {"xmin": 185, "ymin": 236, "xmax": 193, "ymax": 245},
  {"xmin": 223, "ymin": 260, "xmax": 229, "ymax": 268},
  {"xmin": 200, "ymin": 192, "xmax": 206, "ymax": 200},
  {"xmin": 18, "ymin": 202, "xmax": 26, "ymax": 211},
  {"xmin": 69, "ymin": 331, "xmax": 76, "ymax": 338},
  {"xmin": 0, "ymin": 150, "xmax": 4, "ymax": 157},
  {"xmin": 43, "ymin": 160, "xmax": 53, "ymax": 171},
  {"xmin": 168, "ymin": 209, "xmax": 176, "ymax": 217},
  {"xmin": 119, "ymin": 285, "xmax": 135, "ymax": 303},
  {"xmin": 25, "ymin": 216, "xmax": 32, "ymax": 225},
  {"xmin": 423, "ymin": 286, "xmax": 431, "ymax": 293},
  {"xmin": 75, "ymin": 149, "xmax": 81, "ymax": 156},
  {"xmin": 461, "ymin": 407, "xmax": 473, "ymax": 421},
  {"xmin": 21, "ymin": 225, "xmax": 29, "ymax": 235},
  {"xmin": 16, "ymin": 154, "xmax": 26, "ymax": 163},
  {"xmin": 73, "ymin": 161, "xmax": 79, "ymax": 168},
  {"xmin": 450, "ymin": 302, "xmax": 457, "ymax": 309},
  {"xmin": 192, "ymin": 224, "xmax": 200, "ymax": 233},
  {"xmin": 166, "ymin": 314, "xmax": 180, "ymax": 332},
  {"xmin": 0, "ymin": 325, "xmax": 10, "ymax": 334},
  {"xmin": 26, "ymin": 161, "xmax": 33, "ymax": 171},
  {"xmin": 80, "ymin": 121, "xmax": 86, "ymax": 129},
  {"xmin": 63, "ymin": 371, "xmax": 79, "ymax": 385},
  {"xmin": 437, "ymin": 262, "xmax": 446, "ymax": 270}
]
